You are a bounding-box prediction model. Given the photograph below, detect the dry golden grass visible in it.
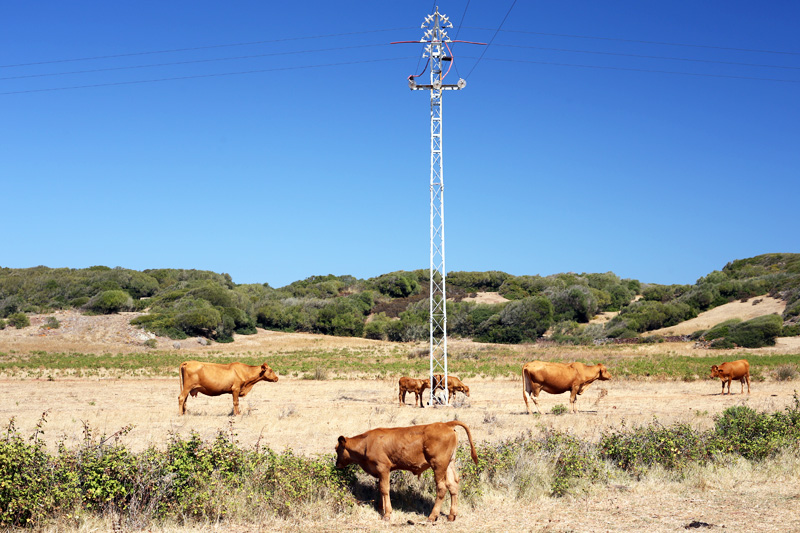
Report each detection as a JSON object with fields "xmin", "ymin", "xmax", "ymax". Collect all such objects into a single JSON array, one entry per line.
[{"xmin": 3, "ymin": 308, "xmax": 800, "ymax": 532}]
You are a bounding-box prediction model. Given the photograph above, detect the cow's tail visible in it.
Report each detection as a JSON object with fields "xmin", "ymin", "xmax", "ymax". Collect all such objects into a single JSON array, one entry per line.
[
  {"xmin": 179, "ymin": 362, "xmax": 186, "ymax": 393},
  {"xmin": 447, "ymin": 421, "xmax": 478, "ymax": 465}
]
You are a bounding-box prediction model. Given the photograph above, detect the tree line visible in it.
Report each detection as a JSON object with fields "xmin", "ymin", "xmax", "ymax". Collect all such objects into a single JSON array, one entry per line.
[{"xmin": 1, "ymin": 253, "xmax": 798, "ymax": 346}]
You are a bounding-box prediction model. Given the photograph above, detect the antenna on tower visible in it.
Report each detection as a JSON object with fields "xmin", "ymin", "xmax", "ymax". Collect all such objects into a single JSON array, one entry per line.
[{"xmin": 393, "ymin": 8, "xmax": 485, "ymax": 407}]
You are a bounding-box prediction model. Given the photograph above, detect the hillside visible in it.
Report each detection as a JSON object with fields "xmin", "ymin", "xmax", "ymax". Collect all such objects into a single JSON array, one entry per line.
[
  {"xmin": 650, "ymin": 296, "xmax": 785, "ymax": 336},
  {"xmin": 1, "ymin": 253, "xmax": 798, "ymax": 348}
]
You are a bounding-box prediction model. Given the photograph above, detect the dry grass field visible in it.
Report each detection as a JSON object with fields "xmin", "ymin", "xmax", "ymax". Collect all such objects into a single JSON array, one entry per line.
[
  {"xmin": 2, "ymin": 303, "xmax": 800, "ymax": 532},
  {"xmin": 4, "ymin": 377, "xmax": 799, "ymax": 532}
]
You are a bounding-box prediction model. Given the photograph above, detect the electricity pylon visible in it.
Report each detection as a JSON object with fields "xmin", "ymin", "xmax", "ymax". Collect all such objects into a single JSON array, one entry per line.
[{"xmin": 394, "ymin": 8, "xmax": 482, "ymax": 406}]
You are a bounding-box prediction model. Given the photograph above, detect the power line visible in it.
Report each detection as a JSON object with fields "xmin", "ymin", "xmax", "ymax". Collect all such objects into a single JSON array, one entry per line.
[
  {"xmin": 464, "ymin": 0, "xmax": 517, "ymax": 79},
  {"xmin": 0, "ymin": 43, "xmax": 393, "ymax": 81},
  {"xmin": 472, "ymin": 56, "xmax": 800, "ymax": 83},
  {"xmin": 0, "ymin": 56, "xmax": 415, "ymax": 96},
  {"xmin": 493, "ymin": 43, "xmax": 800, "ymax": 71},
  {"xmin": 464, "ymin": 27, "xmax": 800, "ymax": 57},
  {"xmin": 0, "ymin": 28, "xmax": 413, "ymax": 69},
  {"xmin": 451, "ymin": 0, "xmax": 471, "ymax": 78}
]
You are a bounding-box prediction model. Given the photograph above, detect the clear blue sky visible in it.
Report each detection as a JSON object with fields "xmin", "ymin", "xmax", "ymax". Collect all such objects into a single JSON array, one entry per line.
[{"xmin": 2, "ymin": 1, "xmax": 798, "ymax": 288}]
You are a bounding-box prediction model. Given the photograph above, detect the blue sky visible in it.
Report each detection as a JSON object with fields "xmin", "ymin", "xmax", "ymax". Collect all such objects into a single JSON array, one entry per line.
[{"xmin": 2, "ymin": 1, "xmax": 798, "ymax": 288}]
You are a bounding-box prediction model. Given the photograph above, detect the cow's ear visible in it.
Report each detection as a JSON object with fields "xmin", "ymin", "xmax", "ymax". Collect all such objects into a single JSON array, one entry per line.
[
  {"xmin": 261, "ymin": 364, "xmax": 267, "ymax": 375},
  {"xmin": 338, "ymin": 435, "xmax": 346, "ymax": 445}
]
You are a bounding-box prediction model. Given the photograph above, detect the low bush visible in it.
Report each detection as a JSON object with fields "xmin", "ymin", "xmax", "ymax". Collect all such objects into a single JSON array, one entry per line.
[
  {"xmin": 6, "ymin": 312, "xmax": 30, "ymax": 329},
  {"xmin": 84, "ymin": 290, "xmax": 133, "ymax": 314}
]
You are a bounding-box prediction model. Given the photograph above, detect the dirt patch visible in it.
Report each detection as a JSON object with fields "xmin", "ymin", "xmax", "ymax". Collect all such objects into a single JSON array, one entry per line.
[{"xmin": 460, "ymin": 291, "xmax": 509, "ymax": 305}]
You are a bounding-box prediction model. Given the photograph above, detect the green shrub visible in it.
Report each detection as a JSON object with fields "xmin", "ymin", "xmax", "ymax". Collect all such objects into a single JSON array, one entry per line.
[
  {"xmin": 712, "ymin": 404, "xmax": 800, "ymax": 460},
  {"xmin": 0, "ymin": 319, "xmax": 5, "ymax": 330},
  {"xmin": 143, "ymin": 338, "xmax": 158, "ymax": 349},
  {"xmin": 84, "ymin": 290, "xmax": 133, "ymax": 314},
  {"xmin": 43, "ymin": 316, "xmax": 60, "ymax": 329},
  {"xmin": 551, "ymin": 404, "xmax": 568, "ymax": 415},
  {"xmin": 7, "ymin": 312, "xmax": 30, "ymax": 329},
  {"xmin": 703, "ymin": 319, "xmax": 742, "ymax": 341},
  {"xmin": 727, "ymin": 314, "xmax": 783, "ymax": 348},
  {"xmin": 709, "ymin": 338, "xmax": 735, "ymax": 349},
  {"xmin": 600, "ymin": 421, "xmax": 711, "ymax": 477}
]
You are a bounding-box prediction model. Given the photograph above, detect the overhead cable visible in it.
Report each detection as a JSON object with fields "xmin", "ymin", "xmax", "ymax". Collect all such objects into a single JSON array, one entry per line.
[
  {"xmin": 464, "ymin": 27, "xmax": 800, "ymax": 57},
  {"xmin": 464, "ymin": 0, "xmax": 517, "ymax": 79},
  {"xmin": 0, "ymin": 57, "xmax": 415, "ymax": 96},
  {"xmin": 0, "ymin": 28, "xmax": 413, "ymax": 69}
]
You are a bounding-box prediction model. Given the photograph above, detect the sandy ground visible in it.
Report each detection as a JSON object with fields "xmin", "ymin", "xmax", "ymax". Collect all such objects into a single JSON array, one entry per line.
[{"xmin": 3, "ymin": 377, "xmax": 799, "ymax": 532}]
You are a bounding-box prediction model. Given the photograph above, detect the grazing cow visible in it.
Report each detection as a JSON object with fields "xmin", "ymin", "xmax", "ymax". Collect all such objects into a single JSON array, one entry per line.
[
  {"xmin": 335, "ymin": 421, "xmax": 478, "ymax": 522},
  {"xmin": 432, "ymin": 374, "xmax": 470, "ymax": 403},
  {"xmin": 178, "ymin": 361, "xmax": 278, "ymax": 415},
  {"xmin": 710, "ymin": 360, "xmax": 750, "ymax": 395},
  {"xmin": 522, "ymin": 361, "xmax": 612, "ymax": 414},
  {"xmin": 398, "ymin": 377, "xmax": 431, "ymax": 407}
]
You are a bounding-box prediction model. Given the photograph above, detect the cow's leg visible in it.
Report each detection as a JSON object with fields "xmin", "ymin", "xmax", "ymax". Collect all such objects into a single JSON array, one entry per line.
[
  {"xmin": 378, "ymin": 471, "xmax": 392, "ymax": 521},
  {"xmin": 445, "ymin": 461, "xmax": 460, "ymax": 521},
  {"xmin": 428, "ymin": 464, "xmax": 448, "ymax": 522},
  {"xmin": 726, "ymin": 377, "xmax": 732, "ymax": 395},
  {"xmin": 530, "ymin": 386, "xmax": 544, "ymax": 415},
  {"xmin": 570, "ymin": 387, "xmax": 579, "ymax": 413},
  {"xmin": 232, "ymin": 389, "xmax": 241, "ymax": 415},
  {"xmin": 399, "ymin": 389, "xmax": 405, "ymax": 406},
  {"xmin": 745, "ymin": 373, "xmax": 751, "ymax": 394},
  {"xmin": 178, "ymin": 389, "xmax": 189, "ymax": 415},
  {"xmin": 721, "ymin": 379, "xmax": 726, "ymax": 395},
  {"xmin": 414, "ymin": 392, "xmax": 421, "ymax": 407}
]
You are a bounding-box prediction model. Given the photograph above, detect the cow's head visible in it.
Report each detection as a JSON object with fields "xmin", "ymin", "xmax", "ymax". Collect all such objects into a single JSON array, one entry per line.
[
  {"xmin": 462, "ymin": 384, "xmax": 470, "ymax": 397},
  {"xmin": 260, "ymin": 363, "xmax": 279, "ymax": 382},
  {"xmin": 335, "ymin": 436, "xmax": 352, "ymax": 468},
  {"xmin": 598, "ymin": 364, "xmax": 612, "ymax": 381},
  {"xmin": 710, "ymin": 365, "xmax": 721, "ymax": 378}
]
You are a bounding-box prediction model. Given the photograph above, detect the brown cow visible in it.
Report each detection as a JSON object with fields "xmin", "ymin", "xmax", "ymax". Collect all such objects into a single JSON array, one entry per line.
[
  {"xmin": 398, "ymin": 377, "xmax": 430, "ymax": 407},
  {"xmin": 711, "ymin": 359, "xmax": 750, "ymax": 395},
  {"xmin": 335, "ymin": 421, "xmax": 478, "ymax": 522},
  {"xmin": 178, "ymin": 361, "xmax": 278, "ymax": 415},
  {"xmin": 522, "ymin": 361, "xmax": 612, "ymax": 414},
  {"xmin": 432, "ymin": 374, "xmax": 470, "ymax": 403}
]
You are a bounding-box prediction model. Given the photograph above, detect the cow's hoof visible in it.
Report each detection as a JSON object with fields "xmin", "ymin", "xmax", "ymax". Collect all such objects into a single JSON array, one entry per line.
[
  {"xmin": 382, "ymin": 515, "xmax": 391, "ymax": 522},
  {"xmin": 448, "ymin": 515, "xmax": 456, "ymax": 522},
  {"xmin": 427, "ymin": 515, "xmax": 438, "ymax": 522}
]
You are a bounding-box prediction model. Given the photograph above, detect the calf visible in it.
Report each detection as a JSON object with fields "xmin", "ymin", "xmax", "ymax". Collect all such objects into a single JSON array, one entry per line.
[
  {"xmin": 398, "ymin": 377, "xmax": 430, "ymax": 407},
  {"xmin": 433, "ymin": 374, "xmax": 470, "ymax": 403},
  {"xmin": 710, "ymin": 360, "xmax": 750, "ymax": 395},
  {"xmin": 335, "ymin": 421, "xmax": 478, "ymax": 522}
]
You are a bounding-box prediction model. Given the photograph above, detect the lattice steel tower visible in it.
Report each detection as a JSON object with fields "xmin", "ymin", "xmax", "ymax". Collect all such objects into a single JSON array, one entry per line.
[{"xmin": 395, "ymin": 7, "xmax": 474, "ymax": 405}]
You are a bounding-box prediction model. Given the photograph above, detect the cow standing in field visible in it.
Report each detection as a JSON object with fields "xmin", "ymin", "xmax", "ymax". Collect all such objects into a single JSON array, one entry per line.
[
  {"xmin": 335, "ymin": 421, "xmax": 478, "ymax": 522},
  {"xmin": 178, "ymin": 361, "xmax": 278, "ymax": 415},
  {"xmin": 522, "ymin": 361, "xmax": 612, "ymax": 414},
  {"xmin": 711, "ymin": 359, "xmax": 750, "ymax": 395},
  {"xmin": 432, "ymin": 374, "xmax": 470, "ymax": 403},
  {"xmin": 398, "ymin": 377, "xmax": 430, "ymax": 407}
]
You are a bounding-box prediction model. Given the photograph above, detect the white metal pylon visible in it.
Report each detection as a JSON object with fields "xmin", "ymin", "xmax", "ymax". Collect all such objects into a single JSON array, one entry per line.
[{"xmin": 397, "ymin": 8, "xmax": 469, "ymax": 406}]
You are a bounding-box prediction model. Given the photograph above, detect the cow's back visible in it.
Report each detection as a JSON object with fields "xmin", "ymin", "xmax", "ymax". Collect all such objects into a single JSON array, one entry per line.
[
  {"xmin": 721, "ymin": 359, "xmax": 750, "ymax": 378},
  {"xmin": 523, "ymin": 361, "xmax": 576, "ymax": 393}
]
